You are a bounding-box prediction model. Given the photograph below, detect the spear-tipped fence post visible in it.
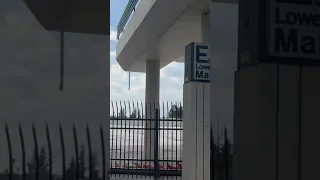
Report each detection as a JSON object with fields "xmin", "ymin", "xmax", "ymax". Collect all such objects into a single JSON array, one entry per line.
[{"xmin": 154, "ymin": 108, "xmax": 159, "ymax": 180}]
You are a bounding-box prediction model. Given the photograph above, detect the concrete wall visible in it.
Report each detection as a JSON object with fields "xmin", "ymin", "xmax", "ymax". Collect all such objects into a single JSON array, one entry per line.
[{"xmin": 0, "ymin": 0, "xmax": 109, "ymax": 178}]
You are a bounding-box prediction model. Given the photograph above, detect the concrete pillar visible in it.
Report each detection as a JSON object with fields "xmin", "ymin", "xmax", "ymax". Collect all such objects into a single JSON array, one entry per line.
[
  {"xmin": 234, "ymin": 64, "xmax": 303, "ymax": 180},
  {"xmin": 182, "ymin": 83, "xmax": 210, "ymax": 180},
  {"xmin": 234, "ymin": 1, "xmax": 320, "ymax": 180},
  {"xmin": 144, "ymin": 60, "xmax": 160, "ymax": 160},
  {"xmin": 182, "ymin": 11, "xmax": 211, "ymax": 180}
]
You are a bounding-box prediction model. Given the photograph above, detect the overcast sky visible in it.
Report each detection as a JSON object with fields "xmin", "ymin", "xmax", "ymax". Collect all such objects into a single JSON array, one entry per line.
[{"xmin": 110, "ymin": 0, "xmax": 184, "ymax": 103}]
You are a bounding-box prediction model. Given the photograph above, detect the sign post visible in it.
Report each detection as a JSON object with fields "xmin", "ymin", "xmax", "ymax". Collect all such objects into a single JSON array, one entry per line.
[{"xmin": 183, "ymin": 42, "xmax": 211, "ymax": 180}]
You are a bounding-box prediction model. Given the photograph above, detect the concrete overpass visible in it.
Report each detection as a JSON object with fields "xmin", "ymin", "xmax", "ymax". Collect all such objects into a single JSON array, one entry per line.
[
  {"xmin": 116, "ymin": 0, "xmax": 237, "ymax": 107},
  {"xmin": 116, "ymin": 0, "xmax": 238, "ymax": 180},
  {"xmin": 116, "ymin": 0, "xmax": 237, "ymax": 72}
]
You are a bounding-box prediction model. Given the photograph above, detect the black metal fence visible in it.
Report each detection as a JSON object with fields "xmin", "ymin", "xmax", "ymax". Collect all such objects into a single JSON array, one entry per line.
[
  {"xmin": 3, "ymin": 122, "xmax": 107, "ymax": 180},
  {"xmin": 109, "ymin": 101, "xmax": 183, "ymax": 179},
  {"xmin": 2, "ymin": 101, "xmax": 183, "ymax": 180}
]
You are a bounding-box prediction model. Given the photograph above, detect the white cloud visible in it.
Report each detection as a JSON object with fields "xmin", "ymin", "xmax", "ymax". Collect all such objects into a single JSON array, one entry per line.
[
  {"xmin": 109, "ymin": 27, "xmax": 184, "ymax": 103},
  {"xmin": 110, "ymin": 30, "xmax": 117, "ymax": 41},
  {"xmin": 110, "ymin": 51, "xmax": 116, "ymax": 58}
]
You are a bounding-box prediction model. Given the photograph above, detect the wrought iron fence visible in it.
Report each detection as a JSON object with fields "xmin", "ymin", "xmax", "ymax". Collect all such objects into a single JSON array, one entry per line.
[
  {"xmin": 3, "ymin": 122, "xmax": 107, "ymax": 180},
  {"xmin": 109, "ymin": 101, "xmax": 183, "ymax": 179},
  {"xmin": 2, "ymin": 101, "xmax": 183, "ymax": 180}
]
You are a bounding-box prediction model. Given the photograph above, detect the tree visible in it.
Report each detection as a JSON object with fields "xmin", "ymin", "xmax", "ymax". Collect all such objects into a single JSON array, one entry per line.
[
  {"xmin": 65, "ymin": 144, "xmax": 87, "ymax": 179},
  {"xmin": 88, "ymin": 152, "xmax": 100, "ymax": 180},
  {"xmin": 65, "ymin": 157, "xmax": 76, "ymax": 180},
  {"xmin": 118, "ymin": 108, "xmax": 127, "ymax": 118},
  {"xmin": 168, "ymin": 104, "xmax": 183, "ymax": 118},
  {"xmin": 129, "ymin": 109, "xmax": 138, "ymax": 119},
  {"xmin": 3, "ymin": 168, "xmax": 8, "ymax": 174},
  {"xmin": 79, "ymin": 145, "xmax": 86, "ymax": 178},
  {"xmin": 16, "ymin": 167, "xmax": 20, "ymax": 174},
  {"xmin": 12, "ymin": 158, "xmax": 16, "ymax": 174},
  {"xmin": 27, "ymin": 146, "xmax": 49, "ymax": 180},
  {"xmin": 210, "ymin": 127, "xmax": 233, "ymax": 180}
]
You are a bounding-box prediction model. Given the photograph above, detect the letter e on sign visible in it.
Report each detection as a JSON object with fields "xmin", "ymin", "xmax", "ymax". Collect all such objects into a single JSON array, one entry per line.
[
  {"xmin": 196, "ymin": 45, "xmax": 209, "ymax": 63},
  {"xmin": 193, "ymin": 43, "xmax": 210, "ymax": 82}
]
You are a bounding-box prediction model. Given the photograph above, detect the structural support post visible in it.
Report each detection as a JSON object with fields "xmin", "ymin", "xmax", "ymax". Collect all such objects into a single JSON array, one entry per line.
[
  {"xmin": 234, "ymin": 1, "xmax": 320, "ymax": 180},
  {"xmin": 235, "ymin": 65, "xmax": 320, "ymax": 180},
  {"xmin": 144, "ymin": 60, "xmax": 160, "ymax": 160},
  {"xmin": 182, "ymin": 82, "xmax": 210, "ymax": 180},
  {"xmin": 182, "ymin": 11, "xmax": 211, "ymax": 180}
]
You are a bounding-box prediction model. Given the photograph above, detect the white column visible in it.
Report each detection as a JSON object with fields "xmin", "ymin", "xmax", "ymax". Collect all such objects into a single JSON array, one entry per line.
[
  {"xmin": 144, "ymin": 60, "xmax": 160, "ymax": 160},
  {"xmin": 183, "ymin": 83, "xmax": 210, "ymax": 180},
  {"xmin": 234, "ymin": 33, "xmax": 320, "ymax": 180},
  {"xmin": 234, "ymin": 0, "xmax": 320, "ymax": 180},
  {"xmin": 234, "ymin": 64, "xmax": 301, "ymax": 180},
  {"xmin": 182, "ymin": 11, "xmax": 211, "ymax": 180}
]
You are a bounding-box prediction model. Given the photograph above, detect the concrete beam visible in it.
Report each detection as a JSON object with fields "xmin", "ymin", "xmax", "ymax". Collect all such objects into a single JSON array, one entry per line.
[{"xmin": 24, "ymin": 0, "xmax": 109, "ymax": 35}]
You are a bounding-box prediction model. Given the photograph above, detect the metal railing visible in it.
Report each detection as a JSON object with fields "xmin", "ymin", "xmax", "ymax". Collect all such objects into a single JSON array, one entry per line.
[
  {"xmin": 2, "ymin": 101, "xmax": 184, "ymax": 180},
  {"xmin": 109, "ymin": 101, "xmax": 183, "ymax": 179},
  {"xmin": 4, "ymin": 122, "xmax": 107, "ymax": 180},
  {"xmin": 117, "ymin": 0, "xmax": 140, "ymax": 39}
]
